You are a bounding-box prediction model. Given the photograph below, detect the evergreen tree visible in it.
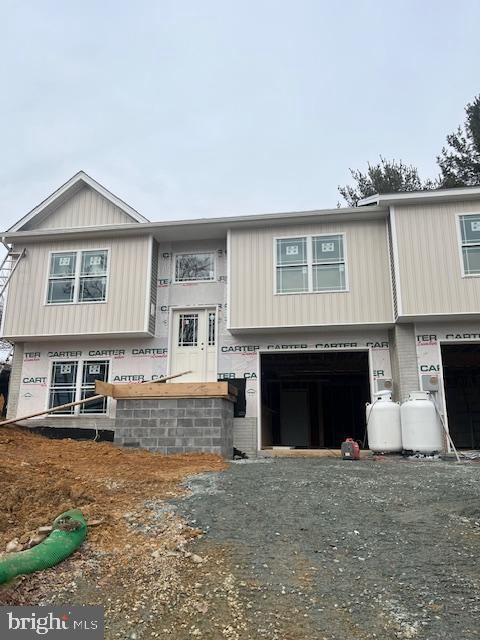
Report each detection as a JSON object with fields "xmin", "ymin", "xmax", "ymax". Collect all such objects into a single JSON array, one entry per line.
[
  {"xmin": 438, "ymin": 95, "xmax": 480, "ymax": 187},
  {"xmin": 338, "ymin": 157, "xmax": 431, "ymax": 207}
]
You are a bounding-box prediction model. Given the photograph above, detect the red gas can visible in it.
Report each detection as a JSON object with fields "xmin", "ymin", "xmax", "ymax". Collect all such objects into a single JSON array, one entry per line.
[{"xmin": 341, "ymin": 438, "xmax": 360, "ymax": 460}]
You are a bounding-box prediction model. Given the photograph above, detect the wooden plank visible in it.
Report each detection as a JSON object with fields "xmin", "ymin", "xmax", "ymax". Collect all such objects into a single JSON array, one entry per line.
[
  {"xmin": 149, "ymin": 370, "xmax": 192, "ymax": 384},
  {"xmin": 95, "ymin": 380, "xmax": 114, "ymax": 397},
  {"xmin": 111, "ymin": 381, "xmax": 235, "ymax": 399},
  {"xmin": 2, "ymin": 370, "xmax": 194, "ymax": 427},
  {"xmin": 95, "ymin": 370, "xmax": 192, "ymax": 397},
  {"xmin": 0, "ymin": 394, "xmax": 105, "ymax": 427}
]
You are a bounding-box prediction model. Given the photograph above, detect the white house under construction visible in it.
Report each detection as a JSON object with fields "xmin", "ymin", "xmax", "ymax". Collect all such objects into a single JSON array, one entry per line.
[{"xmin": 2, "ymin": 171, "xmax": 480, "ymax": 455}]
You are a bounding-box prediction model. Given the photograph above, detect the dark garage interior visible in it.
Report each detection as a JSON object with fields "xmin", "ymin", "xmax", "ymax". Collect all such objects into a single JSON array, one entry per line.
[
  {"xmin": 442, "ymin": 343, "xmax": 480, "ymax": 449},
  {"xmin": 260, "ymin": 351, "xmax": 370, "ymax": 449}
]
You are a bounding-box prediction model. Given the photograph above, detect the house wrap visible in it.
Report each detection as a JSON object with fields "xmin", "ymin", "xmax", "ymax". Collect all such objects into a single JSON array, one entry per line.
[{"xmin": 3, "ymin": 172, "xmax": 480, "ymax": 455}]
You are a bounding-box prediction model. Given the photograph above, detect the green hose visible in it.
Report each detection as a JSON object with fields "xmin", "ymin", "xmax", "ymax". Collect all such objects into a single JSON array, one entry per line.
[{"xmin": 0, "ymin": 509, "xmax": 87, "ymax": 585}]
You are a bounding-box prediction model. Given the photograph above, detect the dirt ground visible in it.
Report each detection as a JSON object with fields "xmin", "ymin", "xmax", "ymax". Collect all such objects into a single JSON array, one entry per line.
[
  {"xmin": 2, "ymin": 429, "xmax": 480, "ymax": 640},
  {"xmin": 0, "ymin": 427, "xmax": 234, "ymax": 637}
]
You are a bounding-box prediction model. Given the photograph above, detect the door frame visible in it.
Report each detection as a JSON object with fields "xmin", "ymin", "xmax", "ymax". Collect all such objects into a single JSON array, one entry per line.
[
  {"xmin": 438, "ymin": 339, "xmax": 480, "ymax": 451},
  {"xmin": 167, "ymin": 304, "xmax": 219, "ymax": 380},
  {"xmin": 257, "ymin": 347, "xmax": 374, "ymax": 451}
]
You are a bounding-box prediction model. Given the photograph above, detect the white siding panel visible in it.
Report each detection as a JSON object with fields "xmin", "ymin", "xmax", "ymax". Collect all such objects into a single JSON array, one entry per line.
[
  {"xmin": 2, "ymin": 236, "xmax": 151, "ymax": 338},
  {"xmin": 35, "ymin": 186, "xmax": 134, "ymax": 229},
  {"xmin": 395, "ymin": 200, "xmax": 480, "ymax": 315},
  {"xmin": 229, "ymin": 219, "xmax": 393, "ymax": 328}
]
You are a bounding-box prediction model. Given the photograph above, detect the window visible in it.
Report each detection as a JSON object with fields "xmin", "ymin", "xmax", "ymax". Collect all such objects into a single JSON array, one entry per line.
[
  {"xmin": 80, "ymin": 361, "xmax": 109, "ymax": 414},
  {"xmin": 48, "ymin": 361, "xmax": 78, "ymax": 414},
  {"xmin": 275, "ymin": 235, "xmax": 347, "ymax": 294},
  {"xmin": 178, "ymin": 313, "xmax": 199, "ymax": 346},
  {"xmin": 79, "ymin": 251, "xmax": 108, "ymax": 302},
  {"xmin": 174, "ymin": 253, "xmax": 215, "ymax": 282},
  {"xmin": 208, "ymin": 311, "xmax": 216, "ymax": 346},
  {"xmin": 312, "ymin": 235, "xmax": 346, "ymax": 292},
  {"xmin": 459, "ymin": 214, "xmax": 480, "ymax": 276},
  {"xmin": 48, "ymin": 360, "xmax": 109, "ymax": 415},
  {"xmin": 47, "ymin": 253, "xmax": 76, "ymax": 303},
  {"xmin": 47, "ymin": 250, "xmax": 108, "ymax": 304},
  {"xmin": 276, "ymin": 237, "xmax": 308, "ymax": 293}
]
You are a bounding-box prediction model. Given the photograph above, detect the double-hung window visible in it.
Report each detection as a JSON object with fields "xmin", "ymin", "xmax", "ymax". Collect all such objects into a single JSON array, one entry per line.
[
  {"xmin": 48, "ymin": 360, "xmax": 109, "ymax": 415},
  {"xmin": 79, "ymin": 251, "xmax": 108, "ymax": 301},
  {"xmin": 79, "ymin": 360, "xmax": 109, "ymax": 414},
  {"xmin": 312, "ymin": 235, "xmax": 346, "ymax": 291},
  {"xmin": 459, "ymin": 214, "xmax": 480, "ymax": 276},
  {"xmin": 49, "ymin": 361, "xmax": 78, "ymax": 412},
  {"xmin": 47, "ymin": 249, "xmax": 108, "ymax": 304},
  {"xmin": 276, "ymin": 237, "xmax": 309, "ymax": 293},
  {"xmin": 47, "ymin": 252, "xmax": 77, "ymax": 303},
  {"xmin": 174, "ymin": 253, "xmax": 215, "ymax": 283},
  {"xmin": 275, "ymin": 234, "xmax": 347, "ymax": 294}
]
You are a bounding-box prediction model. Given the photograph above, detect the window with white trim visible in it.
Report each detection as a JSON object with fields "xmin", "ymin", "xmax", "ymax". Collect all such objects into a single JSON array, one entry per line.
[
  {"xmin": 459, "ymin": 214, "xmax": 480, "ymax": 276},
  {"xmin": 47, "ymin": 250, "xmax": 108, "ymax": 304},
  {"xmin": 48, "ymin": 360, "xmax": 109, "ymax": 415},
  {"xmin": 174, "ymin": 253, "xmax": 215, "ymax": 282},
  {"xmin": 275, "ymin": 235, "xmax": 346, "ymax": 293}
]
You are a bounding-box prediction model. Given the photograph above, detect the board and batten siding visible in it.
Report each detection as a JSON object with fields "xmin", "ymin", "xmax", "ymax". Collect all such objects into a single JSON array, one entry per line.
[
  {"xmin": 229, "ymin": 218, "xmax": 393, "ymax": 328},
  {"xmin": 394, "ymin": 200, "xmax": 480, "ymax": 316},
  {"xmin": 2, "ymin": 236, "xmax": 153, "ymax": 339},
  {"xmin": 32, "ymin": 186, "xmax": 134, "ymax": 229}
]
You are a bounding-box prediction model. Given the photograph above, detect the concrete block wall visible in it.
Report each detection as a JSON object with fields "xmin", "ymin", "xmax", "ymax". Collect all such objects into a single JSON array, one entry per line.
[
  {"xmin": 114, "ymin": 397, "xmax": 234, "ymax": 457},
  {"xmin": 233, "ymin": 417, "xmax": 258, "ymax": 458}
]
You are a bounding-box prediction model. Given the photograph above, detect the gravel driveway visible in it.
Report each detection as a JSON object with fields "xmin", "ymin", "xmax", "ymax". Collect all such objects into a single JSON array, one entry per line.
[{"xmin": 174, "ymin": 457, "xmax": 480, "ymax": 640}]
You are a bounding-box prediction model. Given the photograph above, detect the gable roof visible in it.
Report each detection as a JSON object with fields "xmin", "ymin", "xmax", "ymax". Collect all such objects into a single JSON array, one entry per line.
[{"xmin": 8, "ymin": 171, "xmax": 149, "ymax": 232}]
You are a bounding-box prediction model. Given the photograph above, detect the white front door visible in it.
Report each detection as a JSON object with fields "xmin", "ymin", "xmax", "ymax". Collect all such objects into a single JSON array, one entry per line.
[{"xmin": 170, "ymin": 309, "xmax": 217, "ymax": 382}]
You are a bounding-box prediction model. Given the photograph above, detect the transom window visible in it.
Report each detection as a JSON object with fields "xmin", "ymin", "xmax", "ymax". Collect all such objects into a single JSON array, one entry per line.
[
  {"xmin": 48, "ymin": 360, "xmax": 109, "ymax": 415},
  {"xmin": 459, "ymin": 214, "xmax": 480, "ymax": 276},
  {"xmin": 47, "ymin": 250, "xmax": 108, "ymax": 304},
  {"xmin": 174, "ymin": 253, "xmax": 215, "ymax": 283},
  {"xmin": 275, "ymin": 235, "xmax": 347, "ymax": 294}
]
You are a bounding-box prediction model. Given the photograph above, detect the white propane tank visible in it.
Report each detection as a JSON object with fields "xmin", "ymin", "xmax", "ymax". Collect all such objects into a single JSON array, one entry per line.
[
  {"xmin": 366, "ymin": 391, "xmax": 402, "ymax": 453},
  {"xmin": 401, "ymin": 391, "xmax": 443, "ymax": 453}
]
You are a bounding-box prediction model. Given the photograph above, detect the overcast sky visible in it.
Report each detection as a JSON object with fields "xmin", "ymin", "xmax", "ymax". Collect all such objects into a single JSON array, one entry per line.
[{"xmin": 1, "ymin": 0, "xmax": 479, "ymax": 228}]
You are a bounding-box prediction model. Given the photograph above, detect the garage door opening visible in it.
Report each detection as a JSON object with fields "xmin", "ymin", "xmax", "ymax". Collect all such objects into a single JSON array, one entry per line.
[
  {"xmin": 260, "ymin": 351, "xmax": 370, "ymax": 449},
  {"xmin": 442, "ymin": 343, "xmax": 480, "ymax": 449}
]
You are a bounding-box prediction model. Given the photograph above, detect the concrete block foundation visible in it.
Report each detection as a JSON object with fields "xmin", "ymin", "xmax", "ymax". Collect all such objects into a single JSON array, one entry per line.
[{"xmin": 114, "ymin": 397, "xmax": 234, "ymax": 458}]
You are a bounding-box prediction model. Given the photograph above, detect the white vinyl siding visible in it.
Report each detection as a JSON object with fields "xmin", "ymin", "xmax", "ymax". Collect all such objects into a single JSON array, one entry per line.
[
  {"xmin": 459, "ymin": 214, "xmax": 480, "ymax": 276},
  {"xmin": 33, "ymin": 186, "xmax": 136, "ymax": 230},
  {"xmin": 394, "ymin": 201, "xmax": 480, "ymax": 315},
  {"xmin": 2, "ymin": 236, "xmax": 152, "ymax": 339},
  {"xmin": 229, "ymin": 219, "xmax": 392, "ymax": 329},
  {"xmin": 275, "ymin": 234, "xmax": 346, "ymax": 294}
]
